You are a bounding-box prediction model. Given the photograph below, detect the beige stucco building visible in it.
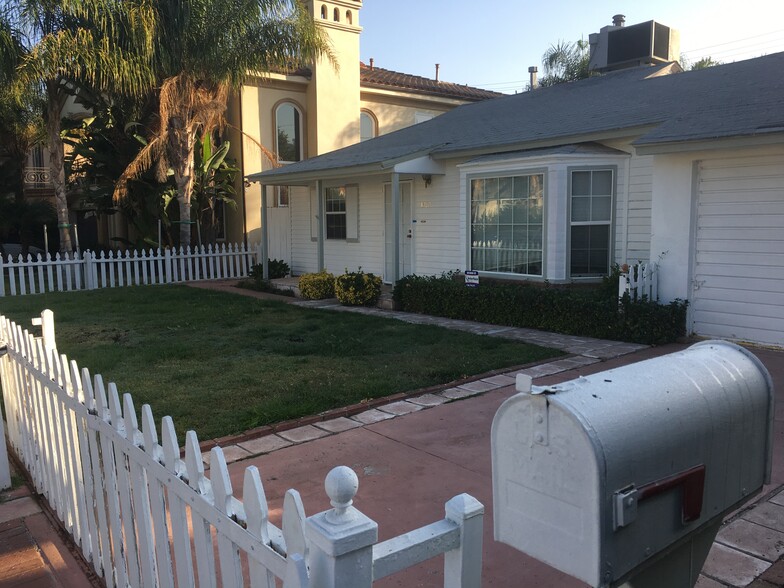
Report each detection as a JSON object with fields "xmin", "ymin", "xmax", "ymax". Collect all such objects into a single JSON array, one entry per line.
[{"xmin": 223, "ymin": 0, "xmax": 501, "ymax": 260}]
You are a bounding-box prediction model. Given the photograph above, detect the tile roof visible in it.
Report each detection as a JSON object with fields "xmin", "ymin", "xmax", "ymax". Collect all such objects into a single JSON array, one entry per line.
[
  {"xmin": 359, "ymin": 62, "xmax": 505, "ymax": 101},
  {"xmin": 253, "ymin": 52, "xmax": 784, "ymax": 183}
]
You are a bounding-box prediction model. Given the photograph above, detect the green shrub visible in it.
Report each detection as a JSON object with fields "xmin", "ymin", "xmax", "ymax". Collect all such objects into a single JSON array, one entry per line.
[
  {"xmin": 298, "ymin": 270, "xmax": 335, "ymax": 300},
  {"xmin": 248, "ymin": 259, "xmax": 290, "ymax": 281},
  {"xmin": 393, "ymin": 272, "xmax": 687, "ymax": 345},
  {"xmin": 335, "ymin": 269, "xmax": 382, "ymax": 306}
]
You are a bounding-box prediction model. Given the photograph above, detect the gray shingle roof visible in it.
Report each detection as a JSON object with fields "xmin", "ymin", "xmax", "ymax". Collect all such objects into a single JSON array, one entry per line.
[{"xmin": 253, "ymin": 53, "xmax": 784, "ymax": 182}]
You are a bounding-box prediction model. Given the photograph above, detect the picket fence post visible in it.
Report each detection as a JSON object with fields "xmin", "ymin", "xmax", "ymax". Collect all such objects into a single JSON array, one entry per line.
[
  {"xmin": 0, "ymin": 333, "xmax": 10, "ymax": 486},
  {"xmin": 0, "ymin": 255, "xmax": 5, "ymax": 297},
  {"xmin": 443, "ymin": 494, "xmax": 484, "ymax": 588},
  {"xmin": 306, "ymin": 466, "xmax": 378, "ymax": 588}
]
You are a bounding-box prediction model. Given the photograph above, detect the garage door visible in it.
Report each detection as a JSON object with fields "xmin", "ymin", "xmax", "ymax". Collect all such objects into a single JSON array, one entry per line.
[{"xmin": 693, "ymin": 155, "xmax": 784, "ymax": 347}]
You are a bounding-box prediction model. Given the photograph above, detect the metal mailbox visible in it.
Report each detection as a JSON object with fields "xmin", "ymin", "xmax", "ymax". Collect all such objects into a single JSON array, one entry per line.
[{"xmin": 492, "ymin": 341, "xmax": 774, "ymax": 588}]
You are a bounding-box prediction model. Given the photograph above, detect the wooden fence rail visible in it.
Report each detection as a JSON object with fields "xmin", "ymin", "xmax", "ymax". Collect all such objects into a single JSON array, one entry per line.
[
  {"xmin": 0, "ymin": 310, "xmax": 484, "ymax": 587},
  {"xmin": 0, "ymin": 242, "xmax": 261, "ymax": 297}
]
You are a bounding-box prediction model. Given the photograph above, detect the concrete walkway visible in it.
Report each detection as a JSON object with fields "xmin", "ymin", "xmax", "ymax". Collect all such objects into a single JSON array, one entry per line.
[{"xmin": 3, "ymin": 279, "xmax": 783, "ymax": 586}]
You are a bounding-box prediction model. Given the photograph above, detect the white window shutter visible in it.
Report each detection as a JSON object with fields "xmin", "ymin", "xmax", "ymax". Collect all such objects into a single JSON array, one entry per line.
[
  {"xmin": 310, "ymin": 188, "xmax": 318, "ymax": 241},
  {"xmin": 346, "ymin": 185, "xmax": 359, "ymax": 242}
]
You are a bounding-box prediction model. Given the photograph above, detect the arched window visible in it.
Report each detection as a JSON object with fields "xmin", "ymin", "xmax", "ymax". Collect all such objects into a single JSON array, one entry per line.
[
  {"xmin": 360, "ymin": 110, "xmax": 377, "ymax": 142},
  {"xmin": 320, "ymin": 4, "xmax": 327, "ymax": 19},
  {"xmin": 333, "ymin": 7, "xmax": 339, "ymax": 21},
  {"xmin": 275, "ymin": 103, "xmax": 302, "ymax": 163},
  {"xmin": 346, "ymin": 10, "xmax": 352, "ymax": 24}
]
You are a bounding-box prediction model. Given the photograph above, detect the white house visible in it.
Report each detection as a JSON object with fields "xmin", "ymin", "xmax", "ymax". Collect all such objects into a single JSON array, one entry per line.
[{"xmin": 250, "ymin": 48, "xmax": 784, "ymax": 348}]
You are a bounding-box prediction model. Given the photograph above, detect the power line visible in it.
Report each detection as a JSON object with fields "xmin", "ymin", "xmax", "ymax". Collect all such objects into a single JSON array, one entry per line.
[{"xmin": 682, "ymin": 29, "xmax": 784, "ymax": 53}]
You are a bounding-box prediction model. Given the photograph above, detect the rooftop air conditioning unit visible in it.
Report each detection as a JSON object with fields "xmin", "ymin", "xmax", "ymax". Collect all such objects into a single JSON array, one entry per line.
[{"xmin": 589, "ymin": 19, "xmax": 680, "ymax": 73}]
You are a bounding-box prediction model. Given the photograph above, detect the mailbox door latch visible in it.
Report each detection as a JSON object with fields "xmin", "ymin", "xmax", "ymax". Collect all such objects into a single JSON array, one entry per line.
[{"xmin": 613, "ymin": 464, "xmax": 706, "ymax": 531}]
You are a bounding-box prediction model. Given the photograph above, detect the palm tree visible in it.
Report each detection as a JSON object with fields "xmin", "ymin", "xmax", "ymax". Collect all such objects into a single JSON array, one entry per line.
[
  {"xmin": 6, "ymin": 0, "xmax": 155, "ymax": 253},
  {"xmin": 114, "ymin": 0, "xmax": 331, "ymax": 247},
  {"xmin": 538, "ymin": 39, "xmax": 591, "ymax": 87}
]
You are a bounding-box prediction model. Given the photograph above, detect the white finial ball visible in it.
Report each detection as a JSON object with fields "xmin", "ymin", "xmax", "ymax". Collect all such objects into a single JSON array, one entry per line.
[{"xmin": 325, "ymin": 466, "xmax": 358, "ymax": 509}]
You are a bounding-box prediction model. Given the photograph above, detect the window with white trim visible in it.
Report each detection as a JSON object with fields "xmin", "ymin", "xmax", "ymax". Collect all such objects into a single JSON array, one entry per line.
[
  {"xmin": 325, "ymin": 186, "xmax": 347, "ymax": 239},
  {"xmin": 570, "ymin": 169, "xmax": 613, "ymax": 276},
  {"xmin": 470, "ymin": 173, "xmax": 544, "ymax": 276},
  {"xmin": 275, "ymin": 103, "xmax": 302, "ymax": 163},
  {"xmin": 274, "ymin": 186, "xmax": 289, "ymax": 207}
]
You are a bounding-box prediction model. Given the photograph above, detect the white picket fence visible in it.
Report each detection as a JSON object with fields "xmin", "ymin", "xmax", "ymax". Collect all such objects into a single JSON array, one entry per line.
[
  {"xmin": 619, "ymin": 262, "xmax": 658, "ymax": 302},
  {"xmin": 0, "ymin": 242, "xmax": 261, "ymax": 297},
  {"xmin": 0, "ymin": 310, "xmax": 484, "ymax": 588}
]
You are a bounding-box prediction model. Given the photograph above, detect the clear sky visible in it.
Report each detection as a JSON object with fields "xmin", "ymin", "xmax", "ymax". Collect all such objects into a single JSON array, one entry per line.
[{"xmin": 358, "ymin": 0, "xmax": 784, "ymax": 94}]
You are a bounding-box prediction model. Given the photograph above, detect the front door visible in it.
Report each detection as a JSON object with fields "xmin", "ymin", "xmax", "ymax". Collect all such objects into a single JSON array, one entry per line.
[{"xmin": 384, "ymin": 182, "xmax": 413, "ymax": 283}]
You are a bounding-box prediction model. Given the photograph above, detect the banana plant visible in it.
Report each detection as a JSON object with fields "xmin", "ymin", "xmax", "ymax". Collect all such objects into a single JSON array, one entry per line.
[{"xmin": 191, "ymin": 132, "xmax": 238, "ymax": 246}]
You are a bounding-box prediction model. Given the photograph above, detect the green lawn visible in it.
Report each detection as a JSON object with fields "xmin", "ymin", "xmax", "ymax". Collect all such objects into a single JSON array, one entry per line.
[{"xmin": 0, "ymin": 285, "xmax": 562, "ymax": 440}]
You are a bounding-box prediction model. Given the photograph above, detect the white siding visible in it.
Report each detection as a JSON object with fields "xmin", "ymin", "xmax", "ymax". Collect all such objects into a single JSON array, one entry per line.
[
  {"xmin": 414, "ymin": 162, "xmax": 465, "ymax": 276},
  {"xmin": 625, "ymin": 155, "xmax": 653, "ymax": 263},
  {"xmin": 693, "ymin": 154, "xmax": 784, "ymax": 346},
  {"xmin": 323, "ymin": 179, "xmax": 385, "ymax": 275}
]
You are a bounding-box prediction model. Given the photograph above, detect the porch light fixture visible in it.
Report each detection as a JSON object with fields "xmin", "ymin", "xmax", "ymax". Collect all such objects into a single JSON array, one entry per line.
[{"xmin": 422, "ymin": 174, "xmax": 432, "ymax": 188}]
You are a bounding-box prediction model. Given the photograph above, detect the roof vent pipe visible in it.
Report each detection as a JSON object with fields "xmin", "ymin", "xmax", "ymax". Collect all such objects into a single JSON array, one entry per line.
[
  {"xmin": 369, "ymin": 58, "xmax": 374, "ymax": 70},
  {"xmin": 435, "ymin": 63, "xmax": 440, "ymax": 81},
  {"xmin": 612, "ymin": 14, "xmax": 625, "ymax": 26},
  {"xmin": 528, "ymin": 66, "xmax": 538, "ymax": 90}
]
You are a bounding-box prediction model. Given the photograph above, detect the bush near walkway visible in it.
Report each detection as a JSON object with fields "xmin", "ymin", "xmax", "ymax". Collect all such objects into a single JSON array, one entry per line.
[
  {"xmin": 0, "ymin": 285, "xmax": 562, "ymax": 440},
  {"xmin": 393, "ymin": 272, "xmax": 687, "ymax": 345}
]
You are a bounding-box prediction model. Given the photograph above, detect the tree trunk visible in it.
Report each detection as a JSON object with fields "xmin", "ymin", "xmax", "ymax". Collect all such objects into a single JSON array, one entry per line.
[
  {"xmin": 46, "ymin": 81, "xmax": 73, "ymax": 254},
  {"xmin": 170, "ymin": 115, "xmax": 196, "ymax": 248}
]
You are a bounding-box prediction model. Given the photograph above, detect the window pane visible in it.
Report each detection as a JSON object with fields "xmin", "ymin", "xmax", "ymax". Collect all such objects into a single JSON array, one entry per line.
[
  {"xmin": 484, "ymin": 178, "xmax": 499, "ymax": 201},
  {"xmin": 512, "ymin": 249, "xmax": 527, "ymax": 273},
  {"xmin": 471, "ymin": 224, "xmax": 484, "ymax": 247},
  {"xmin": 499, "ymin": 177, "xmax": 513, "ymax": 200},
  {"xmin": 499, "ymin": 199, "xmax": 514, "ymax": 224},
  {"xmin": 360, "ymin": 112, "xmax": 375, "ymax": 142},
  {"xmin": 472, "ymin": 248, "xmax": 484, "ymax": 270},
  {"xmin": 513, "ymin": 176, "xmax": 529, "ymax": 199},
  {"xmin": 527, "ymin": 251, "xmax": 543, "ymax": 276},
  {"xmin": 570, "ymin": 249, "xmax": 589, "ymax": 275},
  {"xmin": 527, "ymin": 198, "xmax": 542, "ymax": 223},
  {"xmin": 529, "ymin": 175, "xmax": 543, "ymax": 198},
  {"xmin": 513, "ymin": 226, "xmax": 528, "ymax": 249},
  {"xmin": 498, "ymin": 224, "xmax": 514, "ymax": 248},
  {"xmin": 571, "ymin": 225, "xmax": 589, "ymax": 249},
  {"xmin": 484, "ymin": 199, "xmax": 499, "ymax": 224},
  {"xmin": 591, "ymin": 196, "xmax": 612, "ymax": 221},
  {"xmin": 484, "ymin": 224, "xmax": 498, "ymax": 247},
  {"xmin": 498, "ymin": 250, "xmax": 515, "ymax": 272},
  {"xmin": 484, "ymin": 249, "xmax": 499, "ymax": 272},
  {"xmin": 528, "ymin": 226, "xmax": 543, "ymax": 250},
  {"xmin": 571, "ymin": 171, "xmax": 591, "ymax": 196},
  {"xmin": 276, "ymin": 104, "xmax": 301, "ymax": 162},
  {"xmin": 471, "ymin": 179, "xmax": 484, "ymax": 202},
  {"xmin": 591, "ymin": 225, "xmax": 610, "ymax": 249},
  {"xmin": 589, "ymin": 248, "xmax": 609, "ymax": 274},
  {"xmin": 571, "ymin": 196, "xmax": 590, "ymax": 222},
  {"xmin": 513, "ymin": 199, "xmax": 528, "ymax": 224},
  {"xmin": 592, "ymin": 170, "xmax": 613, "ymax": 195},
  {"xmin": 326, "ymin": 214, "xmax": 346, "ymax": 239}
]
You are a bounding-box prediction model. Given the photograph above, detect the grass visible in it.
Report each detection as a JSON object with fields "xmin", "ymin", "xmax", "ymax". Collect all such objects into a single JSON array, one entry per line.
[{"xmin": 0, "ymin": 285, "xmax": 563, "ymax": 440}]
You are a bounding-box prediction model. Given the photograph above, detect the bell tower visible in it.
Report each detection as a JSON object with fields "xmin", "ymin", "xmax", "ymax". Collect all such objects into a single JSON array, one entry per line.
[{"xmin": 305, "ymin": 1, "xmax": 363, "ymax": 155}]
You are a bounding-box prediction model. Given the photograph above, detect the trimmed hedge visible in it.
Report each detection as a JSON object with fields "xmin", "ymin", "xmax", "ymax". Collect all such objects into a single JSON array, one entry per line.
[
  {"xmin": 393, "ymin": 272, "xmax": 687, "ymax": 345},
  {"xmin": 335, "ymin": 269, "xmax": 382, "ymax": 306},
  {"xmin": 298, "ymin": 270, "xmax": 335, "ymax": 300}
]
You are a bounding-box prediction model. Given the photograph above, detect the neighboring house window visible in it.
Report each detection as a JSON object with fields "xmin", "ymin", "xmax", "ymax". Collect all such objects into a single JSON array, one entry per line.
[
  {"xmin": 320, "ymin": 4, "xmax": 327, "ymax": 18},
  {"xmin": 471, "ymin": 174, "xmax": 544, "ymax": 276},
  {"xmin": 275, "ymin": 103, "xmax": 302, "ymax": 163},
  {"xmin": 346, "ymin": 10, "xmax": 352, "ymax": 24},
  {"xmin": 570, "ymin": 169, "xmax": 613, "ymax": 276},
  {"xmin": 325, "ymin": 186, "xmax": 347, "ymax": 239},
  {"xmin": 275, "ymin": 186, "xmax": 289, "ymax": 207},
  {"xmin": 360, "ymin": 111, "xmax": 377, "ymax": 142},
  {"xmin": 333, "ymin": 7, "xmax": 339, "ymax": 21},
  {"xmin": 414, "ymin": 112, "xmax": 434, "ymax": 124}
]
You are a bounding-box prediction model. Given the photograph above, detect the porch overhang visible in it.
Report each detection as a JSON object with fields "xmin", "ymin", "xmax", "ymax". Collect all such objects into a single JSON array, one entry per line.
[{"xmin": 246, "ymin": 149, "xmax": 445, "ymax": 186}]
